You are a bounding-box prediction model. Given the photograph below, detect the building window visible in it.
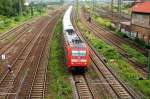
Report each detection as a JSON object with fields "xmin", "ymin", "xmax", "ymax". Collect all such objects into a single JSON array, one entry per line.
[{"xmin": 138, "ymin": 15, "xmax": 144, "ymax": 24}]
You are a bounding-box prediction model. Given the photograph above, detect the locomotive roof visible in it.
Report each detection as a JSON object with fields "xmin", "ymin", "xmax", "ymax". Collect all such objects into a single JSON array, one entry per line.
[
  {"xmin": 64, "ymin": 32, "xmax": 86, "ymax": 48},
  {"xmin": 63, "ymin": 6, "xmax": 86, "ymax": 48}
]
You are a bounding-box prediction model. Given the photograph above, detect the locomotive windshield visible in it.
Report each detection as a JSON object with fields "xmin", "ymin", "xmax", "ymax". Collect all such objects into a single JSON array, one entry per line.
[
  {"xmin": 72, "ymin": 50, "xmax": 86, "ymax": 56},
  {"xmin": 66, "ymin": 29, "xmax": 74, "ymax": 35}
]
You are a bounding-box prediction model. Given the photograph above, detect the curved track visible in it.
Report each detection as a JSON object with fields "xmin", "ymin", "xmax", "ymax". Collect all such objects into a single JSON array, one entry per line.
[
  {"xmin": 80, "ymin": 8, "xmax": 147, "ymax": 76},
  {"xmin": 72, "ymin": 8, "xmax": 142, "ymax": 99},
  {"xmin": 0, "ymin": 17, "xmax": 43, "ymax": 77},
  {"xmin": 0, "ymin": 9, "xmax": 62, "ymax": 99},
  {"xmin": 0, "ymin": 17, "xmax": 50, "ymax": 99},
  {"xmin": 16, "ymin": 10, "xmax": 62, "ymax": 99},
  {"xmin": 83, "ymin": 7, "xmax": 148, "ymax": 56}
]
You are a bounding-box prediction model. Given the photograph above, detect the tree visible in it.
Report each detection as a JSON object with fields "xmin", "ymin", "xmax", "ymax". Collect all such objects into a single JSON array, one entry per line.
[{"xmin": 0, "ymin": 0, "xmax": 25, "ymax": 16}]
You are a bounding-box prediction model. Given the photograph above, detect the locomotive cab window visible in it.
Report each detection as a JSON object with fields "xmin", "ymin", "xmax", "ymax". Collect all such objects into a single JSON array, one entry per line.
[
  {"xmin": 66, "ymin": 29, "xmax": 74, "ymax": 35},
  {"xmin": 72, "ymin": 50, "xmax": 86, "ymax": 56}
]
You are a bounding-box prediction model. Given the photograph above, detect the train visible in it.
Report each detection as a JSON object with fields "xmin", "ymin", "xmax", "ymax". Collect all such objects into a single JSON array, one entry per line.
[{"xmin": 62, "ymin": 6, "xmax": 90, "ymax": 73}]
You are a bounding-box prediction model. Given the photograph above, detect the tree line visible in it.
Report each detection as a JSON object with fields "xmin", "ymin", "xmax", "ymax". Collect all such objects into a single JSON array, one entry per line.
[{"xmin": 0, "ymin": 0, "xmax": 26, "ymax": 16}]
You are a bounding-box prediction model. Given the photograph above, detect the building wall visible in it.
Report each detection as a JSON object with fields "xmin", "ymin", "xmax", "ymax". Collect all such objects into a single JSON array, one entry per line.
[
  {"xmin": 132, "ymin": 13, "xmax": 150, "ymax": 28},
  {"xmin": 131, "ymin": 13, "xmax": 150, "ymax": 44},
  {"xmin": 132, "ymin": 25, "xmax": 150, "ymax": 43}
]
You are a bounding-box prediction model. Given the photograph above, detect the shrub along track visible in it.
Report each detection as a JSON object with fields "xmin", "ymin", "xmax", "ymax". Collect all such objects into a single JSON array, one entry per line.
[
  {"xmin": 0, "ymin": 10, "xmax": 62, "ymax": 99},
  {"xmin": 72, "ymin": 9, "xmax": 141, "ymax": 99},
  {"xmin": 80, "ymin": 8, "xmax": 147, "ymax": 76}
]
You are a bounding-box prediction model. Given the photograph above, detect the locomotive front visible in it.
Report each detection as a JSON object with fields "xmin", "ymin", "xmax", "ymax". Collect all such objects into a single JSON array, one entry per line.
[{"xmin": 67, "ymin": 46, "xmax": 90, "ymax": 73}]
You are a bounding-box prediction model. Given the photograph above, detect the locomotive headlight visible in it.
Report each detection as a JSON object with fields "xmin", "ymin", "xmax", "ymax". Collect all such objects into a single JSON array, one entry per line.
[
  {"xmin": 80, "ymin": 59, "xmax": 87, "ymax": 62},
  {"xmin": 71, "ymin": 59, "xmax": 87, "ymax": 62},
  {"xmin": 71, "ymin": 59, "xmax": 78, "ymax": 62}
]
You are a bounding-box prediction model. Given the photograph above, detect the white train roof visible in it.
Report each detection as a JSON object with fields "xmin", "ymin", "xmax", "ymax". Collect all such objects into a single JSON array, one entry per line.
[
  {"xmin": 63, "ymin": 6, "xmax": 86, "ymax": 48},
  {"xmin": 63, "ymin": 6, "xmax": 74, "ymax": 31}
]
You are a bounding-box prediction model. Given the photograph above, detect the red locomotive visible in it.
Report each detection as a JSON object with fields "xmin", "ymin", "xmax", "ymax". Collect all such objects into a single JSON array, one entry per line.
[{"xmin": 63, "ymin": 6, "xmax": 90, "ymax": 73}]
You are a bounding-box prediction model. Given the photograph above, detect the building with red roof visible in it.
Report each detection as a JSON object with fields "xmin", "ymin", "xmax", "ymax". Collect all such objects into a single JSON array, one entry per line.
[
  {"xmin": 132, "ymin": 1, "xmax": 150, "ymax": 13},
  {"xmin": 131, "ymin": 1, "xmax": 150, "ymax": 44}
]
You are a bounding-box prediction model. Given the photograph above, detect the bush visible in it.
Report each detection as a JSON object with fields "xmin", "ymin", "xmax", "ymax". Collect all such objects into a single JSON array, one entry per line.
[
  {"xmin": 96, "ymin": 17, "xmax": 106, "ymax": 26},
  {"xmin": 0, "ymin": 6, "xmax": 47, "ymax": 33},
  {"xmin": 0, "ymin": 20, "xmax": 4, "ymax": 28},
  {"xmin": 117, "ymin": 31, "xmax": 128, "ymax": 38},
  {"xmin": 122, "ymin": 44, "xmax": 147, "ymax": 65},
  {"xmin": 94, "ymin": 16, "xmax": 115, "ymax": 31},
  {"xmin": 105, "ymin": 21, "xmax": 111, "ymax": 28},
  {"xmin": 134, "ymin": 38, "xmax": 150, "ymax": 49},
  {"xmin": 4, "ymin": 18, "xmax": 13, "ymax": 27},
  {"xmin": 14, "ymin": 16, "xmax": 21, "ymax": 22},
  {"xmin": 110, "ymin": 25, "xmax": 116, "ymax": 31}
]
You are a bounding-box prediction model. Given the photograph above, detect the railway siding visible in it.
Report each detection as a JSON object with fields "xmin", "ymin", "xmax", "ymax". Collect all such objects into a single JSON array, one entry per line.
[
  {"xmin": 0, "ymin": 17, "xmax": 43, "ymax": 78},
  {"xmin": 81, "ymin": 8, "xmax": 147, "ymax": 67},
  {"xmin": 17, "ymin": 12, "xmax": 62, "ymax": 99},
  {"xmin": 0, "ymin": 9, "xmax": 63, "ymax": 99},
  {"xmin": 72, "ymin": 9, "xmax": 150, "ymax": 98},
  {"xmin": 80, "ymin": 8, "xmax": 148, "ymax": 77},
  {"xmin": 83, "ymin": 6, "xmax": 148, "ymax": 56},
  {"xmin": 0, "ymin": 17, "xmax": 51, "ymax": 99}
]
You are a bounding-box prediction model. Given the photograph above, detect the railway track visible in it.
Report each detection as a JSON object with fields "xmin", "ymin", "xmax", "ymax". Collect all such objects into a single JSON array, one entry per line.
[
  {"xmin": 0, "ymin": 17, "xmax": 38, "ymax": 39},
  {"xmin": 80, "ymin": 8, "xmax": 147, "ymax": 75},
  {"xmin": 96, "ymin": 7, "xmax": 131, "ymax": 22},
  {"xmin": 0, "ymin": 17, "xmax": 47, "ymax": 80},
  {"xmin": 72, "ymin": 74, "xmax": 94, "ymax": 99},
  {"xmin": 94, "ymin": 23, "xmax": 148, "ymax": 56},
  {"xmin": 72, "ymin": 9, "xmax": 142, "ymax": 99},
  {"xmin": 0, "ymin": 12, "xmax": 60, "ymax": 74},
  {"xmin": 90, "ymin": 6, "xmax": 149, "ymax": 56},
  {"xmin": 0, "ymin": 17, "xmax": 39, "ymax": 49},
  {"xmin": 0, "ymin": 9, "xmax": 62, "ymax": 98},
  {"xmin": 15, "ymin": 11, "xmax": 62, "ymax": 99},
  {"xmin": 0, "ymin": 17, "xmax": 50, "ymax": 99},
  {"xmin": 83, "ymin": 7, "xmax": 147, "ymax": 56},
  {"xmin": 0, "ymin": 18, "xmax": 45, "ymax": 77}
]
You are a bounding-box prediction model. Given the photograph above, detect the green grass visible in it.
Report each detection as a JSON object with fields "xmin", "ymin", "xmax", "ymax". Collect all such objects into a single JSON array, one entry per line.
[
  {"xmin": 94, "ymin": 16, "xmax": 111, "ymax": 27},
  {"xmin": 46, "ymin": 19, "xmax": 72, "ymax": 99},
  {"xmin": 122, "ymin": 44, "xmax": 147, "ymax": 65},
  {"xmin": 0, "ymin": 9, "xmax": 46, "ymax": 33},
  {"xmin": 92, "ymin": 15, "xmax": 115, "ymax": 31},
  {"xmin": 77, "ymin": 20, "xmax": 150, "ymax": 98}
]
